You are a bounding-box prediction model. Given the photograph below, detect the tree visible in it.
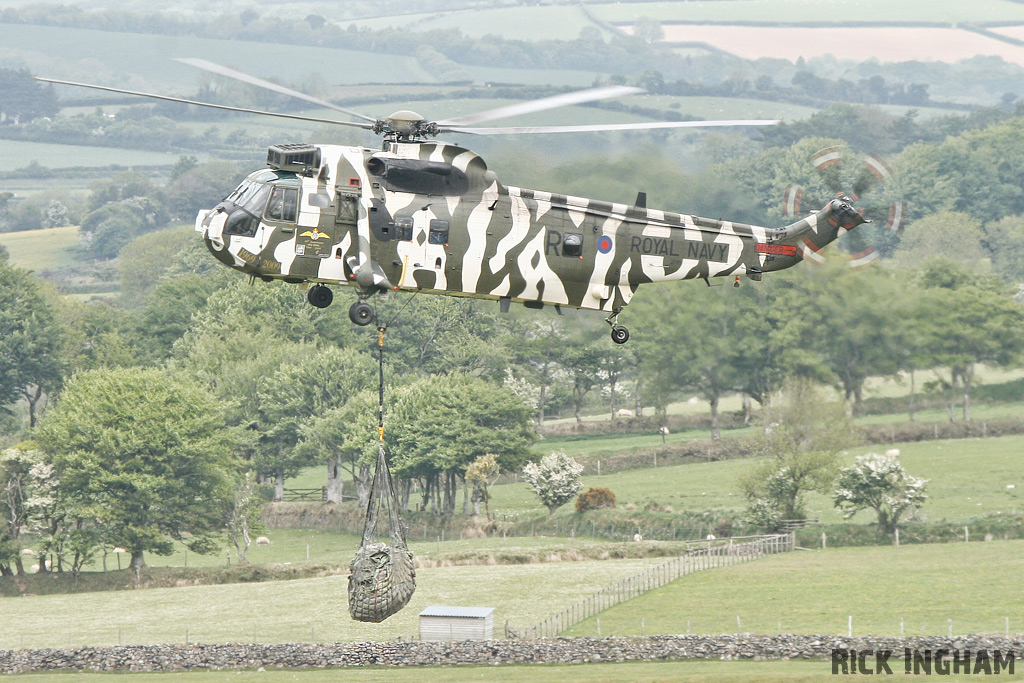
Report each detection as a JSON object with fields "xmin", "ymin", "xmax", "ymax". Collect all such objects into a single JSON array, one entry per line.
[
  {"xmin": 164, "ymin": 160, "xmax": 244, "ymax": 222},
  {"xmin": 560, "ymin": 342, "xmax": 603, "ymax": 424},
  {"xmin": 80, "ymin": 198, "xmax": 169, "ymax": 259},
  {"xmin": 630, "ymin": 280, "xmax": 765, "ymax": 438},
  {"xmin": 739, "ymin": 379, "xmax": 854, "ymax": 529},
  {"xmin": 894, "ymin": 212, "xmax": 990, "ymax": 272},
  {"xmin": 0, "ymin": 68, "xmax": 58, "ymax": 122},
  {"xmin": 465, "ymin": 454, "xmax": 500, "ymax": 519},
  {"xmin": 390, "ymin": 375, "xmax": 536, "ymax": 516},
  {"xmin": 227, "ymin": 471, "xmax": 264, "ymax": 564},
  {"xmin": 297, "ymin": 391, "xmax": 380, "ymax": 507},
  {"xmin": 256, "ymin": 345, "xmax": 375, "ymax": 500},
  {"xmin": 0, "ymin": 442, "xmax": 89, "ymax": 575},
  {"xmin": 130, "ymin": 274, "xmax": 220, "ymax": 363},
  {"xmin": 983, "ymin": 214, "xmax": 1024, "ymax": 284},
  {"xmin": 84, "ymin": 171, "xmax": 163, "ymax": 215},
  {"xmin": 0, "ymin": 261, "xmax": 65, "ymax": 430},
  {"xmin": 522, "ymin": 451, "xmax": 583, "ymax": 515},
  {"xmin": 118, "ymin": 225, "xmax": 226, "ymax": 306},
  {"xmin": 0, "ymin": 444, "xmax": 36, "ymax": 575},
  {"xmin": 35, "ymin": 368, "xmax": 237, "ymax": 573},
  {"xmin": 512, "ymin": 320, "xmax": 569, "ymax": 426},
  {"xmin": 633, "ymin": 17, "xmax": 664, "ymax": 44},
  {"xmin": 56, "ymin": 298, "xmax": 136, "ymax": 373},
  {"xmin": 911, "ymin": 262, "xmax": 1024, "ymax": 421},
  {"xmin": 772, "ymin": 262, "xmax": 908, "ymax": 415},
  {"xmin": 833, "ymin": 453, "xmax": 928, "ymax": 534}
]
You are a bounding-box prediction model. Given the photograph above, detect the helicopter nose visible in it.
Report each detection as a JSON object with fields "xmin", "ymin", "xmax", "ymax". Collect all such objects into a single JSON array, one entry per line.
[{"xmin": 194, "ymin": 208, "xmax": 213, "ymax": 235}]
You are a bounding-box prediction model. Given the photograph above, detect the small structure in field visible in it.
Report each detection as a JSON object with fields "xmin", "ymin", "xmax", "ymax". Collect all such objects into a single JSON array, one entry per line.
[{"xmin": 419, "ymin": 606, "xmax": 494, "ymax": 641}]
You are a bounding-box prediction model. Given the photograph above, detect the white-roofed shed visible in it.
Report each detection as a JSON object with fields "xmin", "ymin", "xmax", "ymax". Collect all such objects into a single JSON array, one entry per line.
[{"xmin": 419, "ymin": 605, "xmax": 495, "ymax": 641}]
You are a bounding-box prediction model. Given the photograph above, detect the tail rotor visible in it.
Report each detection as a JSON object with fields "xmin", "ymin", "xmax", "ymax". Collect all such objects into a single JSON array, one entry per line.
[{"xmin": 783, "ymin": 146, "xmax": 906, "ymax": 267}]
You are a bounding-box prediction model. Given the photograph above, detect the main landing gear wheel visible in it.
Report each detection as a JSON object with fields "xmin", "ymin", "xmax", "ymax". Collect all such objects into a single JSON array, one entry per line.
[
  {"xmin": 610, "ymin": 325, "xmax": 630, "ymax": 345},
  {"xmin": 307, "ymin": 284, "xmax": 334, "ymax": 309},
  {"xmin": 349, "ymin": 301, "xmax": 374, "ymax": 326}
]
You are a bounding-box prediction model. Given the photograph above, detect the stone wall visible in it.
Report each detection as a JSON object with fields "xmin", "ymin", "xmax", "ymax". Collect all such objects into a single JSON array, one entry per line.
[{"xmin": 1, "ymin": 635, "xmax": 1021, "ymax": 673}]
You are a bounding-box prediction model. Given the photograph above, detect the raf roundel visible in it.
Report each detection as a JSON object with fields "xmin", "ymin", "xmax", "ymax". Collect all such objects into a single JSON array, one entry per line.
[{"xmin": 598, "ymin": 236, "xmax": 614, "ymax": 254}]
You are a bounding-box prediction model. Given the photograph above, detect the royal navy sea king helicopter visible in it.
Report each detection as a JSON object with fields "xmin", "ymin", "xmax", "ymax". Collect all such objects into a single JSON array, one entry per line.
[{"xmin": 39, "ymin": 60, "xmax": 880, "ymax": 344}]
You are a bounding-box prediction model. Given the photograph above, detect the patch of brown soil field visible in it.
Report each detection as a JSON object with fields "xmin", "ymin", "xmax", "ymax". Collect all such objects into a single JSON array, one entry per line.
[{"xmin": 640, "ymin": 25, "xmax": 1024, "ymax": 65}]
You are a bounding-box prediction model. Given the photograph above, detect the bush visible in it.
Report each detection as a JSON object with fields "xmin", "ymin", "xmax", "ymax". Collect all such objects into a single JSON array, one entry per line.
[{"xmin": 575, "ymin": 486, "xmax": 616, "ymax": 513}]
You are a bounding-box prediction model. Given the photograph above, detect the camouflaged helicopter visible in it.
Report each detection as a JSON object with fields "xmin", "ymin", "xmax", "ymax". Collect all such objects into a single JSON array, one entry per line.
[{"xmin": 39, "ymin": 60, "xmax": 875, "ymax": 344}]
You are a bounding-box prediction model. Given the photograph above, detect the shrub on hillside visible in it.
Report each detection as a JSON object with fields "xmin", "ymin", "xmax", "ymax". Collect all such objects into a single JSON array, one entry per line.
[{"xmin": 576, "ymin": 486, "xmax": 616, "ymax": 513}]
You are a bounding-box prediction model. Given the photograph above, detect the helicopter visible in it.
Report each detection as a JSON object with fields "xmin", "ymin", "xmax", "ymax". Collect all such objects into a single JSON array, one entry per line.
[{"xmin": 38, "ymin": 60, "xmax": 875, "ymax": 344}]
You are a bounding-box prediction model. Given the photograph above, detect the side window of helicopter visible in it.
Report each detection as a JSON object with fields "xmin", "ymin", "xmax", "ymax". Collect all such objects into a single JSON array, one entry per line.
[
  {"xmin": 562, "ymin": 233, "xmax": 584, "ymax": 257},
  {"xmin": 428, "ymin": 219, "xmax": 449, "ymax": 245},
  {"xmin": 224, "ymin": 183, "xmax": 272, "ymax": 237},
  {"xmin": 224, "ymin": 210, "xmax": 259, "ymax": 237},
  {"xmin": 265, "ymin": 187, "xmax": 298, "ymax": 222},
  {"xmin": 395, "ymin": 216, "xmax": 414, "ymax": 241}
]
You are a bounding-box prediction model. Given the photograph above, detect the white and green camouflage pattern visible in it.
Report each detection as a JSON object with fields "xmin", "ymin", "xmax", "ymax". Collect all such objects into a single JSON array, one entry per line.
[{"xmin": 195, "ymin": 140, "xmax": 863, "ymax": 318}]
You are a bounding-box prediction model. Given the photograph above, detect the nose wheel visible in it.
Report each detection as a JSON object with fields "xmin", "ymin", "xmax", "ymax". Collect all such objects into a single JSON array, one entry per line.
[
  {"xmin": 349, "ymin": 301, "xmax": 375, "ymax": 326},
  {"xmin": 307, "ymin": 284, "xmax": 334, "ymax": 308},
  {"xmin": 605, "ymin": 310, "xmax": 630, "ymax": 344}
]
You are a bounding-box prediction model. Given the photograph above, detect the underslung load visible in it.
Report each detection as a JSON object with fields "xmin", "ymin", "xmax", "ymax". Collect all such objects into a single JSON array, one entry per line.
[
  {"xmin": 348, "ymin": 328, "xmax": 415, "ymax": 623},
  {"xmin": 348, "ymin": 444, "xmax": 415, "ymax": 622}
]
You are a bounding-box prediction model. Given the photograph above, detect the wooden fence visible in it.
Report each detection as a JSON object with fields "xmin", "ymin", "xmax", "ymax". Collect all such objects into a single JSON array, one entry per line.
[{"xmin": 508, "ymin": 534, "xmax": 794, "ymax": 639}]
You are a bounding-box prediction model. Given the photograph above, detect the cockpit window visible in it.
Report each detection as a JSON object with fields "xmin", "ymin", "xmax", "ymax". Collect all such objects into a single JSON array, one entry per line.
[
  {"xmin": 266, "ymin": 187, "xmax": 298, "ymax": 222},
  {"xmin": 222, "ymin": 173, "xmax": 301, "ymax": 236}
]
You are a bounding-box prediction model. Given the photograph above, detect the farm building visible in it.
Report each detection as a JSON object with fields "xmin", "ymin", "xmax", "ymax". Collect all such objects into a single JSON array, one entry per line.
[{"xmin": 419, "ymin": 606, "xmax": 495, "ymax": 641}]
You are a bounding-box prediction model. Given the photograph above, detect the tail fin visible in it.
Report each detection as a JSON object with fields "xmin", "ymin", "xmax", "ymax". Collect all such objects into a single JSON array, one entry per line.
[{"xmin": 779, "ymin": 195, "xmax": 867, "ymax": 252}]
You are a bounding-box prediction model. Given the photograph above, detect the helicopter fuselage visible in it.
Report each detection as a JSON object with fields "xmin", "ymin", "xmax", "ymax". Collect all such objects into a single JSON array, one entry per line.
[{"xmin": 195, "ymin": 140, "xmax": 856, "ymax": 324}]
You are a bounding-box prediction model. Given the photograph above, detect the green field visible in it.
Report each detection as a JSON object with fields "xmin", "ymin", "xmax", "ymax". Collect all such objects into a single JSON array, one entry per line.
[
  {"xmin": 5, "ymin": 539, "xmax": 1023, "ymax": 680},
  {"xmin": 563, "ymin": 540, "xmax": 1024, "ymax": 638},
  {"xmin": 482, "ymin": 434, "xmax": 1024, "ymax": 523},
  {"xmin": 286, "ymin": 428, "xmax": 1024, "ymax": 524},
  {"xmin": 0, "ymin": 23, "xmax": 427, "ymax": 91},
  {"xmin": 15, "ymin": 659, "xmax": 1017, "ymax": 683},
  {"xmin": 350, "ymin": 5, "xmax": 608, "ymax": 41},
  {"xmin": 0, "ymin": 141, "xmax": 188, "ymax": 172},
  {"xmin": 0, "ymin": 556, "xmax": 667, "ymax": 650},
  {"xmin": 0, "ymin": 225, "xmax": 85, "ymax": 271},
  {"xmin": 76, "ymin": 528, "xmax": 645, "ymax": 572}
]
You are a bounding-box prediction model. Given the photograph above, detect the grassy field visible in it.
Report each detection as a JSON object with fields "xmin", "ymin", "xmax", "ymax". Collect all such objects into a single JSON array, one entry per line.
[
  {"xmin": 0, "ymin": 556, "xmax": 668, "ymax": 650},
  {"xmin": 0, "ymin": 23, "xmax": 426, "ymax": 90},
  {"xmin": 0, "ymin": 225, "xmax": 86, "ymax": 271},
  {"xmin": 15, "ymin": 659, "xmax": 1014, "ymax": 683},
  {"xmin": 0, "ymin": 140, "xmax": 188, "ymax": 172},
  {"xmin": 562, "ymin": 540, "xmax": 1024, "ymax": 638},
  {"xmin": 76, "ymin": 529, "xmax": 645, "ymax": 572},
  {"xmin": 349, "ymin": 6, "xmax": 606, "ymax": 41},
  {"xmin": 484, "ymin": 434, "xmax": 1024, "ymax": 523},
  {"xmin": 284, "ymin": 432, "xmax": 1024, "ymax": 531},
  {"xmin": 5, "ymin": 542, "xmax": 1024, "ymax": 680}
]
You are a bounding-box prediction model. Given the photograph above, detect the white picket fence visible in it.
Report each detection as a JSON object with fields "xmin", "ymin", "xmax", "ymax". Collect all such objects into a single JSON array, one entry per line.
[{"xmin": 509, "ymin": 534, "xmax": 794, "ymax": 639}]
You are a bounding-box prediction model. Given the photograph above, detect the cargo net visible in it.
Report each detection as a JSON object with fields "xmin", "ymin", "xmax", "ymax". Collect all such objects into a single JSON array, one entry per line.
[{"xmin": 348, "ymin": 444, "xmax": 416, "ymax": 622}]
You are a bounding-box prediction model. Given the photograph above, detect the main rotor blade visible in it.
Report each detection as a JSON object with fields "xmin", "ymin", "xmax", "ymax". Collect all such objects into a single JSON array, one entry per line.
[
  {"xmin": 443, "ymin": 119, "xmax": 781, "ymax": 135},
  {"xmin": 175, "ymin": 58, "xmax": 378, "ymax": 124},
  {"xmin": 434, "ymin": 85, "xmax": 644, "ymax": 127},
  {"xmin": 34, "ymin": 77, "xmax": 376, "ymax": 130}
]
